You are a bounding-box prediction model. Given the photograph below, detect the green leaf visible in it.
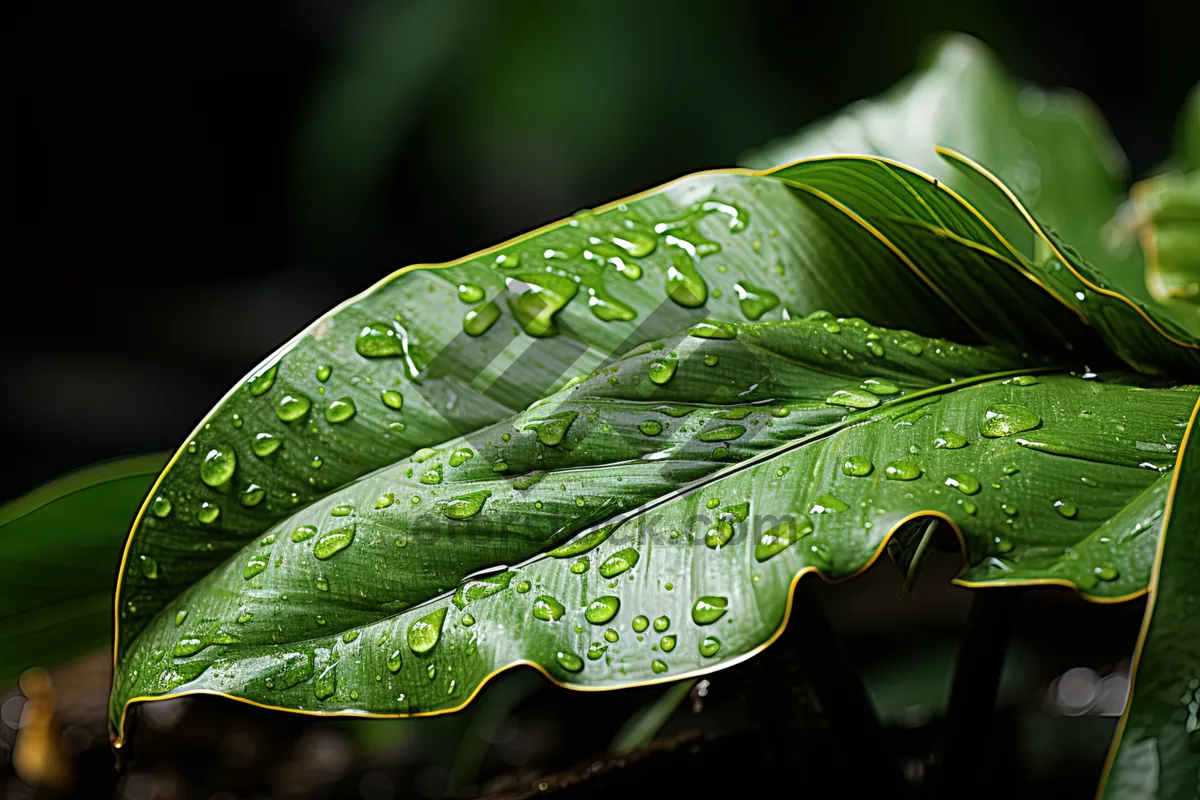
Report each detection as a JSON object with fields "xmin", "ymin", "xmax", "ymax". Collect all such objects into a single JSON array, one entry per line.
[
  {"xmin": 113, "ymin": 151, "xmax": 1200, "ymax": 695},
  {"xmin": 0, "ymin": 454, "xmax": 166, "ymax": 686},
  {"xmin": 1099, "ymin": 399, "xmax": 1200, "ymax": 799},
  {"xmin": 745, "ymin": 33, "xmax": 1200, "ymax": 345},
  {"xmin": 1131, "ymin": 170, "xmax": 1200, "ymax": 308},
  {"xmin": 116, "ymin": 151, "xmax": 1142, "ymax": 670},
  {"xmin": 745, "ymin": 34, "xmax": 1130, "ymax": 288},
  {"xmin": 110, "ymin": 316, "xmax": 1196, "ymax": 742}
]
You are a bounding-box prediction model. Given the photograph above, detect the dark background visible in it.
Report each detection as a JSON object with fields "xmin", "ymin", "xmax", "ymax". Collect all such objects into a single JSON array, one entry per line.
[
  {"xmin": 3, "ymin": 0, "xmax": 1197, "ymax": 501},
  {"xmin": 0, "ymin": 3, "xmax": 1196, "ymax": 797}
]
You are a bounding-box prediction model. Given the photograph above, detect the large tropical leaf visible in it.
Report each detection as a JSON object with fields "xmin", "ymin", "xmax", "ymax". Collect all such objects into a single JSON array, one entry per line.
[
  {"xmin": 0, "ymin": 454, "xmax": 165, "ymax": 687},
  {"xmin": 744, "ymin": 33, "xmax": 1200, "ymax": 342},
  {"xmin": 110, "ymin": 312, "xmax": 1196, "ymax": 743},
  {"xmin": 111, "ymin": 151, "xmax": 1200, "ymax": 697}
]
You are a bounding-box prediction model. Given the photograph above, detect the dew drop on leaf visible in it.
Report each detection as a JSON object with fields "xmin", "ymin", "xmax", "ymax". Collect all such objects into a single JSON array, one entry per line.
[
  {"xmin": 407, "ymin": 608, "xmax": 447, "ymax": 654},
  {"xmin": 980, "ymin": 404, "xmax": 1041, "ymax": 438},
  {"xmin": 841, "ymin": 456, "xmax": 873, "ymax": 477},
  {"xmin": 556, "ymin": 650, "xmax": 585, "ymax": 673},
  {"xmin": 826, "ymin": 388, "xmax": 880, "ymax": 409},
  {"xmin": 200, "ymin": 444, "xmax": 236, "ymax": 487},
  {"xmin": 276, "ymin": 394, "xmax": 312, "ymax": 422},
  {"xmin": 585, "ymin": 596, "xmax": 620, "ymax": 624},
  {"xmin": 884, "ymin": 461, "xmax": 921, "ymax": 481},
  {"xmin": 313, "ymin": 525, "xmax": 355, "ymax": 560},
  {"xmin": 691, "ymin": 596, "xmax": 728, "ymax": 625},
  {"xmin": 532, "ymin": 595, "xmax": 566, "ymax": 622}
]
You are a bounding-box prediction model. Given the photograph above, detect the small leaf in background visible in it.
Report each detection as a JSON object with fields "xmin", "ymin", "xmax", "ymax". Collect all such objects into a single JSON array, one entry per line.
[{"xmin": 0, "ymin": 454, "xmax": 165, "ymax": 688}]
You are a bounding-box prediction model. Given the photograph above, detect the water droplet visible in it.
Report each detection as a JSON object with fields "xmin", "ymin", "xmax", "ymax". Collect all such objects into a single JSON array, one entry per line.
[
  {"xmin": 884, "ymin": 461, "xmax": 921, "ymax": 481},
  {"xmin": 604, "ymin": 628, "xmax": 619, "ymax": 643},
  {"xmin": 449, "ymin": 448, "xmax": 474, "ymax": 467},
  {"xmin": 1094, "ymin": 565, "xmax": 1119, "ymax": 581},
  {"xmin": 648, "ymin": 358, "xmax": 677, "ymax": 385},
  {"xmin": 632, "ymin": 615, "xmax": 649, "ymax": 633},
  {"xmin": 586, "ymin": 596, "xmax": 620, "ymax": 624},
  {"xmin": 249, "ymin": 432, "xmax": 281, "ymax": 458},
  {"xmin": 944, "ymin": 474, "xmax": 981, "ymax": 495},
  {"xmin": 197, "ymin": 502, "xmax": 220, "ymax": 525},
  {"xmin": 698, "ymin": 424, "xmax": 745, "ymax": 442},
  {"xmin": 705, "ymin": 497, "xmax": 721, "ymax": 510},
  {"xmin": 324, "ymin": 397, "xmax": 357, "ymax": 424},
  {"xmin": 587, "ymin": 288, "xmax": 637, "ymax": 322},
  {"xmin": 407, "ymin": 608, "xmax": 447, "ymax": 653},
  {"xmin": 754, "ymin": 517, "xmax": 813, "ymax": 562},
  {"xmin": 653, "ymin": 616, "xmax": 670, "ymax": 632},
  {"xmin": 243, "ymin": 554, "xmax": 269, "ymax": 580},
  {"xmin": 556, "ymin": 650, "xmax": 585, "ymax": 673},
  {"xmin": 650, "ymin": 659, "xmax": 668, "ymax": 674},
  {"xmin": 705, "ymin": 521, "xmax": 733, "ymax": 549},
  {"xmin": 292, "ymin": 525, "xmax": 316, "ymax": 542},
  {"xmin": 980, "ymin": 404, "xmax": 1041, "ymax": 438},
  {"xmin": 703, "ymin": 354, "xmax": 720, "ymax": 368},
  {"xmin": 440, "ymin": 490, "xmax": 492, "ymax": 520},
  {"xmin": 240, "ymin": 484, "xmax": 265, "ymax": 507},
  {"xmin": 1002, "ymin": 503, "xmax": 1018, "ymax": 517},
  {"xmin": 452, "ymin": 571, "xmax": 514, "ymax": 609},
  {"xmin": 699, "ymin": 636, "xmax": 721, "ymax": 657},
  {"xmin": 174, "ymin": 610, "xmax": 187, "ymax": 626},
  {"xmin": 1055, "ymin": 500, "xmax": 1078, "ymax": 519},
  {"xmin": 463, "ymin": 302, "xmax": 501, "ymax": 336},
  {"xmin": 457, "ymin": 283, "xmax": 485, "ymax": 303},
  {"xmin": 809, "ymin": 494, "xmax": 849, "ymax": 514},
  {"xmin": 247, "ymin": 364, "xmax": 278, "ymax": 396},
  {"xmin": 276, "ymin": 393, "xmax": 312, "ymax": 422},
  {"xmin": 420, "ymin": 465, "xmax": 443, "ymax": 485},
  {"xmin": 200, "ymin": 444, "xmax": 237, "ymax": 487},
  {"xmin": 599, "ymin": 548, "xmax": 640, "ymax": 578},
  {"xmin": 316, "ymin": 577, "xmax": 329, "ymax": 592},
  {"xmin": 639, "ymin": 420, "xmax": 664, "ymax": 436},
  {"xmin": 151, "ymin": 495, "xmax": 172, "ymax": 517},
  {"xmin": 462, "ymin": 613, "xmax": 475, "ymax": 627},
  {"xmin": 315, "ymin": 364, "xmax": 332, "ymax": 382},
  {"xmin": 734, "ymin": 281, "xmax": 780, "ymax": 320},
  {"xmin": 532, "ymin": 595, "xmax": 566, "ymax": 622},
  {"xmin": 516, "ymin": 580, "xmax": 531, "ymax": 594},
  {"xmin": 826, "ymin": 388, "xmax": 880, "ymax": 409},
  {"xmin": 933, "ymin": 431, "xmax": 968, "ymax": 449},
  {"xmin": 331, "ymin": 504, "xmax": 353, "ymax": 517},
  {"xmin": 842, "ymin": 456, "xmax": 873, "ymax": 477},
  {"xmin": 1012, "ymin": 375, "xmax": 1039, "ymax": 386},
  {"xmin": 1081, "ymin": 476, "xmax": 1099, "ymax": 487},
  {"xmin": 357, "ymin": 321, "xmax": 404, "ymax": 357},
  {"xmin": 523, "ymin": 411, "xmax": 578, "ymax": 446},
  {"xmin": 386, "ymin": 650, "xmax": 403, "ymax": 674},
  {"xmin": 570, "ymin": 557, "xmax": 590, "ymax": 574},
  {"xmin": 587, "ymin": 642, "xmax": 608, "ymax": 660},
  {"xmin": 688, "ymin": 321, "xmax": 736, "ymax": 340},
  {"xmin": 173, "ymin": 636, "xmax": 206, "ymax": 657},
  {"xmin": 692, "ymin": 596, "xmax": 729, "ymax": 625},
  {"xmin": 313, "ymin": 525, "xmax": 355, "ymax": 560},
  {"xmin": 665, "ymin": 248, "xmax": 708, "ymax": 307},
  {"xmin": 856, "ymin": 378, "xmax": 899, "ymax": 396},
  {"xmin": 140, "ymin": 555, "xmax": 158, "ymax": 579},
  {"xmin": 660, "ymin": 635, "xmax": 677, "ymax": 652},
  {"xmin": 375, "ymin": 492, "xmax": 395, "ymax": 509},
  {"xmin": 377, "ymin": 390, "xmax": 405, "ymax": 413}
]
